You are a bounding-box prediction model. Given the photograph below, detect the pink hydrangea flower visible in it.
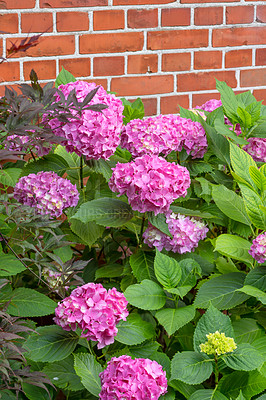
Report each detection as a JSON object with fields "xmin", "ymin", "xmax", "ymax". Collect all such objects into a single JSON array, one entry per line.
[
  {"xmin": 143, "ymin": 213, "xmax": 208, "ymax": 254},
  {"xmin": 109, "ymin": 155, "xmax": 191, "ymax": 215},
  {"xmin": 249, "ymin": 232, "xmax": 266, "ymax": 264},
  {"xmin": 99, "ymin": 355, "xmax": 168, "ymax": 400},
  {"xmin": 243, "ymin": 137, "xmax": 266, "ymax": 162},
  {"xmin": 49, "ymin": 81, "xmax": 123, "ymax": 160},
  {"xmin": 14, "ymin": 171, "xmax": 79, "ymax": 218},
  {"xmin": 5, "ymin": 134, "xmax": 52, "ymax": 156},
  {"xmin": 54, "ymin": 283, "xmax": 128, "ymax": 349}
]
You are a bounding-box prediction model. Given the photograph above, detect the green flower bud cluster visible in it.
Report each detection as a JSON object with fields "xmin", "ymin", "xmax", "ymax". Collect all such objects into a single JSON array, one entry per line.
[{"xmin": 200, "ymin": 331, "xmax": 237, "ymax": 356}]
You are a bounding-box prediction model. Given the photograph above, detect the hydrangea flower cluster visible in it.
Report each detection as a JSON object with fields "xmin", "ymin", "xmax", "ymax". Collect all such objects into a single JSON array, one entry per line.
[
  {"xmin": 49, "ymin": 81, "xmax": 123, "ymax": 160},
  {"xmin": 99, "ymin": 355, "xmax": 167, "ymax": 400},
  {"xmin": 249, "ymin": 232, "xmax": 266, "ymax": 264},
  {"xmin": 200, "ymin": 331, "xmax": 237, "ymax": 356},
  {"xmin": 109, "ymin": 155, "xmax": 191, "ymax": 215},
  {"xmin": 43, "ymin": 268, "xmax": 70, "ymax": 292},
  {"xmin": 143, "ymin": 213, "xmax": 208, "ymax": 254},
  {"xmin": 6, "ymin": 134, "xmax": 52, "ymax": 156},
  {"xmin": 14, "ymin": 171, "xmax": 79, "ymax": 218},
  {"xmin": 243, "ymin": 137, "xmax": 266, "ymax": 163},
  {"xmin": 54, "ymin": 283, "xmax": 128, "ymax": 349},
  {"xmin": 120, "ymin": 114, "xmax": 207, "ymax": 159}
]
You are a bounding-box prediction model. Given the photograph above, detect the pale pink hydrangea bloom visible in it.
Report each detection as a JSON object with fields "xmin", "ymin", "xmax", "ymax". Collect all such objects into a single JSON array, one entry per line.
[
  {"xmin": 121, "ymin": 114, "xmax": 207, "ymax": 159},
  {"xmin": 99, "ymin": 355, "xmax": 168, "ymax": 400},
  {"xmin": 243, "ymin": 137, "xmax": 266, "ymax": 163},
  {"xmin": 143, "ymin": 213, "xmax": 208, "ymax": 254},
  {"xmin": 14, "ymin": 171, "xmax": 79, "ymax": 218},
  {"xmin": 109, "ymin": 155, "xmax": 191, "ymax": 215},
  {"xmin": 249, "ymin": 232, "xmax": 266, "ymax": 264},
  {"xmin": 54, "ymin": 283, "xmax": 128, "ymax": 349},
  {"xmin": 6, "ymin": 134, "xmax": 52, "ymax": 156},
  {"xmin": 49, "ymin": 81, "xmax": 123, "ymax": 160}
]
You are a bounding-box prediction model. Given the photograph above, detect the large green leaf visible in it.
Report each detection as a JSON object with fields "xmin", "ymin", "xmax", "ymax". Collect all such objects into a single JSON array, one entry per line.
[
  {"xmin": 155, "ymin": 306, "xmax": 195, "ymax": 336},
  {"xmin": 233, "ymin": 318, "xmax": 264, "ymax": 345},
  {"xmin": 7, "ymin": 288, "xmax": 57, "ymax": 317},
  {"xmin": 219, "ymin": 370, "xmax": 266, "ymax": 399},
  {"xmin": 0, "ymin": 168, "xmax": 22, "ymax": 187},
  {"xmin": 22, "ymin": 154, "xmax": 69, "ymax": 177},
  {"xmin": 24, "ymin": 325, "xmax": 79, "ymax": 362},
  {"xmin": 216, "ymin": 79, "xmax": 239, "ymax": 122},
  {"xmin": 201, "ymin": 121, "xmax": 230, "ymax": 166},
  {"xmin": 70, "ymin": 219, "xmax": 104, "ymax": 247},
  {"xmin": 221, "ymin": 343, "xmax": 264, "ymax": 371},
  {"xmin": 154, "ymin": 250, "xmax": 182, "ymax": 289},
  {"xmin": 0, "ymin": 254, "xmax": 26, "ymax": 276},
  {"xmin": 193, "ymin": 304, "xmax": 234, "ymax": 353},
  {"xmin": 22, "ymin": 383, "xmax": 52, "ymax": 400},
  {"xmin": 249, "ymin": 166, "xmax": 266, "ymax": 192},
  {"xmin": 71, "ymin": 198, "xmax": 133, "ymax": 227},
  {"xmin": 239, "ymin": 183, "xmax": 266, "ymax": 230},
  {"xmin": 171, "ymin": 351, "xmax": 213, "ymax": 385},
  {"xmin": 230, "ymin": 142, "xmax": 257, "ymax": 189},
  {"xmin": 189, "ymin": 389, "xmax": 228, "ymax": 400},
  {"xmin": 214, "ymin": 234, "xmax": 253, "ymax": 265},
  {"xmin": 237, "ymin": 285, "xmax": 266, "ymax": 304},
  {"xmin": 129, "ymin": 249, "xmax": 155, "ymax": 282},
  {"xmin": 115, "ymin": 313, "xmax": 155, "ymax": 345},
  {"xmin": 194, "ymin": 272, "xmax": 249, "ymax": 310},
  {"xmin": 124, "ymin": 279, "xmax": 166, "ymax": 310},
  {"xmin": 252, "ymin": 337, "xmax": 266, "ymax": 377},
  {"xmin": 74, "ymin": 353, "xmax": 103, "ymax": 397},
  {"xmin": 55, "ymin": 67, "xmax": 76, "ymax": 88},
  {"xmin": 167, "ymin": 258, "xmax": 201, "ymax": 298},
  {"xmin": 148, "ymin": 212, "xmax": 172, "ymax": 236},
  {"xmin": 170, "ymin": 380, "xmax": 204, "ymax": 399},
  {"xmin": 245, "ymin": 266, "xmax": 266, "ymax": 291}
]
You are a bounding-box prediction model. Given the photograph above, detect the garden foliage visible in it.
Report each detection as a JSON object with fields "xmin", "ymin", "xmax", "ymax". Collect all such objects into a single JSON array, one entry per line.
[{"xmin": 0, "ymin": 68, "xmax": 265, "ymax": 399}]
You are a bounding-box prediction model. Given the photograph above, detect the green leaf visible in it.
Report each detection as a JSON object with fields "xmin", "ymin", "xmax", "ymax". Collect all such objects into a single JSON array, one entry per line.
[
  {"xmin": 22, "ymin": 383, "xmax": 52, "ymax": 400},
  {"xmin": 212, "ymin": 185, "xmax": 251, "ymax": 225},
  {"xmin": 168, "ymin": 258, "xmax": 201, "ymax": 298},
  {"xmin": 170, "ymin": 205, "xmax": 214, "ymax": 220},
  {"xmin": 71, "ymin": 198, "xmax": 133, "ymax": 227},
  {"xmin": 235, "ymin": 390, "xmax": 247, "ymax": 400},
  {"xmin": 169, "ymin": 380, "xmax": 203, "ymax": 399},
  {"xmin": 180, "ymin": 106, "xmax": 201, "ymax": 122},
  {"xmin": 74, "ymin": 353, "xmax": 103, "ymax": 397},
  {"xmin": 237, "ymin": 285, "xmax": 266, "ymax": 304},
  {"xmin": 222, "ymin": 343, "xmax": 264, "ymax": 371},
  {"xmin": 237, "ymin": 106, "xmax": 252, "ymax": 128},
  {"xmin": 236, "ymin": 91, "xmax": 257, "ymax": 107},
  {"xmin": 171, "ymin": 351, "xmax": 213, "ymax": 384},
  {"xmin": 233, "ymin": 318, "xmax": 264, "ymax": 345},
  {"xmin": 24, "ymin": 325, "xmax": 79, "ymax": 362},
  {"xmin": 249, "ymin": 166, "xmax": 266, "ymax": 192},
  {"xmin": 55, "ymin": 67, "xmax": 76, "ymax": 88},
  {"xmin": 85, "ymin": 158, "xmax": 113, "ymax": 181},
  {"xmin": 0, "ymin": 254, "xmax": 26, "ymax": 276},
  {"xmin": 154, "ymin": 250, "xmax": 182, "ymax": 289},
  {"xmin": 214, "ymin": 119, "xmax": 248, "ymax": 145},
  {"xmin": 214, "ymin": 234, "xmax": 253, "ymax": 265},
  {"xmin": 201, "ymin": 121, "xmax": 230, "ymax": 166},
  {"xmin": 7, "ymin": 288, "xmax": 57, "ymax": 317},
  {"xmin": 70, "ymin": 219, "xmax": 104, "ymax": 247},
  {"xmin": 147, "ymin": 212, "xmax": 172, "ymax": 236},
  {"xmin": 252, "ymin": 337, "xmax": 266, "ymax": 377},
  {"xmin": 239, "ymin": 183, "xmax": 266, "ymax": 230},
  {"xmin": 160, "ymin": 387, "xmax": 175, "ymax": 400},
  {"xmin": 43, "ymin": 355, "xmax": 84, "ymax": 391},
  {"xmin": 115, "ymin": 313, "xmax": 155, "ymax": 345},
  {"xmin": 245, "ymin": 266, "xmax": 266, "ymax": 291},
  {"xmin": 193, "ymin": 304, "xmax": 234, "ymax": 353},
  {"xmin": 95, "ymin": 264, "xmax": 124, "ymax": 279},
  {"xmin": 122, "ymin": 97, "xmax": 145, "ymax": 125},
  {"xmin": 194, "ymin": 272, "xmax": 249, "ymax": 310},
  {"xmin": 155, "ymin": 306, "xmax": 196, "ymax": 336},
  {"xmin": 0, "ymin": 168, "xmax": 22, "ymax": 187},
  {"xmin": 129, "ymin": 249, "xmax": 155, "ymax": 282},
  {"xmin": 124, "ymin": 279, "xmax": 166, "ymax": 310},
  {"xmin": 189, "ymin": 389, "xmax": 229, "ymax": 400},
  {"xmin": 22, "ymin": 154, "xmax": 69, "ymax": 177},
  {"xmin": 216, "ymin": 79, "xmax": 239, "ymax": 122},
  {"xmin": 230, "ymin": 142, "xmax": 257, "ymax": 189},
  {"xmin": 219, "ymin": 370, "xmax": 266, "ymax": 399}
]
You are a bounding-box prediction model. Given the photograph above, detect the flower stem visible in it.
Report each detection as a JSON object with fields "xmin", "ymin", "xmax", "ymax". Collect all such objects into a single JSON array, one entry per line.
[
  {"xmin": 80, "ymin": 156, "xmax": 84, "ymax": 190},
  {"xmin": 214, "ymin": 356, "xmax": 219, "ymax": 387},
  {"xmin": 139, "ymin": 214, "xmax": 146, "ymax": 244}
]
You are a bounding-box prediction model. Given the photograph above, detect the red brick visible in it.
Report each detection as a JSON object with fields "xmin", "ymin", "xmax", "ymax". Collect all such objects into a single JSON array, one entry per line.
[
  {"xmin": 141, "ymin": 98, "xmax": 157, "ymax": 116},
  {"xmin": 0, "ymin": 14, "xmax": 18, "ymax": 33},
  {"xmin": 161, "ymin": 8, "xmax": 190, "ymax": 27},
  {"xmin": 181, "ymin": 0, "xmax": 237, "ymax": 3},
  {"xmin": 7, "ymin": 35, "xmax": 75, "ymax": 57},
  {"xmin": 128, "ymin": 54, "xmax": 158, "ymax": 74},
  {"xmin": 40, "ymin": 0, "xmax": 107, "ymax": 7},
  {"xmin": 256, "ymin": 49, "xmax": 266, "ymax": 67},
  {"xmin": 80, "ymin": 32, "xmax": 143, "ymax": 54},
  {"xmin": 114, "ymin": 0, "xmax": 175, "ymax": 5},
  {"xmin": 178, "ymin": 71, "xmax": 237, "ymax": 92},
  {"xmin": 23, "ymin": 60, "xmax": 56, "ymax": 80},
  {"xmin": 194, "ymin": 51, "xmax": 222, "ymax": 70},
  {"xmin": 128, "ymin": 9, "xmax": 158, "ymax": 29},
  {"xmin": 94, "ymin": 56, "xmax": 124, "ymax": 76},
  {"xmin": 21, "ymin": 13, "xmax": 53, "ymax": 33},
  {"xmin": 94, "ymin": 10, "xmax": 124, "ymax": 31},
  {"xmin": 226, "ymin": 6, "xmax": 254, "ymax": 24},
  {"xmin": 192, "ymin": 92, "xmax": 220, "ymax": 108},
  {"xmin": 161, "ymin": 95, "xmax": 189, "ymax": 114},
  {"xmin": 194, "ymin": 7, "xmax": 223, "ymax": 25},
  {"xmin": 213, "ymin": 27, "xmax": 266, "ymax": 47},
  {"xmin": 240, "ymin": 69, "xmax": 266, "ymax": 87},
  {"xmin": 85, "ymin": 78, "xmax": 107, "ymax": 90},
  {"xmin": 148, "ymin": 29, "xmax": 208, "ymax": 50},
  {"xmin": 257, "ymin": 5, "xmax": 266, "ymax": 23},
  {"xmin": 0, "ymin": 0, "xmax": 35, "ymax": 8},
  {"xmin": 162, "ymin": 52, "xmax": 191, "ymax": 72},
  {"xmin": 57, "ymin": 12, "xmax": 89, "ymax": 32},
  {"xmin": 111, "ymin": 75, "xmax": 174, "ymax": 96},
  {"xmin": 59, "ymin": 58, "xmax": 91, "ymax": 77},
  {"xmin": 0, "ymin": 62, "xmax": 20, "ymax": 82},
  {"xmin": 253, "ymin": 89, "xmax": 266, "ymax": 105},
  {"xmin": 225, "ymin": 49, "xmax": 252, "ymax": 68}
]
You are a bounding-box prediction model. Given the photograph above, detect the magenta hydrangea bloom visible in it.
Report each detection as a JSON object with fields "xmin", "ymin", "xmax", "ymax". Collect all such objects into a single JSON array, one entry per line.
[
  {"xmin": 6, "ymin": 134, "xmax": 52, "ymax": 156},
  {"xmin": 249, "ymin": 232, "xmax": 266, "ymax": 264},
  {"xmin": 143, "ymin": 213, "xmax": 208, "ymax": 254},
  {"xmin": 243, "ymin": 137, "xmax": 266, "ymax": 162},
  {"xmin": 120, "ymin": 114, "xmax": 207, "ymax": 159},
  {"xmin": 99, "ymin": 355, "xmax": 167, "ymax": 400},
  {"xmin": 49, "ymin": 81, "xmax": 123, "ymax": 160},
  {"xmin": 54, "ymin": 283, "xmax": 128, "ymax": 349},
  {"xmin": 14, "ymin": 171, "xmax": 79, "ymax": 218},
  {"xmin": 109, "ymin": 155, "xmax": 191, "ymax": 215}
]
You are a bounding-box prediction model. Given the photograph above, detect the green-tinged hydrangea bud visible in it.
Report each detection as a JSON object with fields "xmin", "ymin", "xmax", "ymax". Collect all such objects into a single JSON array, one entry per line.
[{"xmin": 200, "ymin": 331, "xmax": 237, "ymax": 356}]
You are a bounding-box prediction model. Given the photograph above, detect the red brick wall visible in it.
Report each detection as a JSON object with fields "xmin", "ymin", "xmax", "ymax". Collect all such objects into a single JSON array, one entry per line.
[{"xmin": 0, "ymin": 0, "xmax": 265, "ymax": 115}]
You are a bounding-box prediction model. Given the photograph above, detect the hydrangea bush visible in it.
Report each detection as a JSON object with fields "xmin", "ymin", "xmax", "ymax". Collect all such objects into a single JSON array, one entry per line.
[{"xmin": 0, "ymin": 69, "xmax": 265, "ymax": 400}]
